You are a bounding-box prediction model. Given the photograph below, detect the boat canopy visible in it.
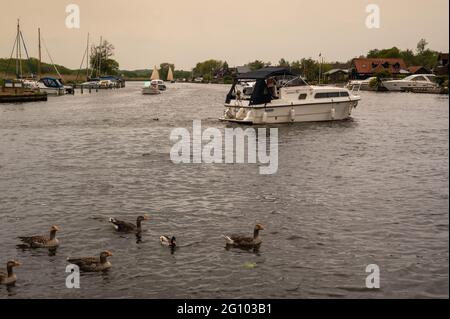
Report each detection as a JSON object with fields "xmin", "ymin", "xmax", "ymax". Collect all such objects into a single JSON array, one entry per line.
[
  {"xmin": 236, "ymin": 67, "xmax": 296, "ymax": 79},
  {"xmin": 40, "ymin": 77, "xmax": 64, "ymax": 88},
  {"xmin": 226, "ymin": 67, "xmax": 303, "ymax": 105}
]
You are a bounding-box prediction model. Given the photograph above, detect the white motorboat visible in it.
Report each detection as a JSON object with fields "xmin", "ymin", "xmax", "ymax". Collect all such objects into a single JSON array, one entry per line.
[
  {"xmin": 346, "ymin": 77, "xmax": 377, "ymax": 91},
  {"xmin": 220, "ymin": 67, "xmax": 360, "ymax": 124},
  {"xmin": 142, "ymin": 80, "xmax": 161, "ymax": 95},
  {"xmin": 142, "ymin": 66, "xmax": 166, "ymax": 94},
  {"xmin": 37, "ymin": 77, "xmax": 67, "ymax": 95},
  {"xmin": 382, "ymin": 74, "xmax": 438, "ymax": 92}
]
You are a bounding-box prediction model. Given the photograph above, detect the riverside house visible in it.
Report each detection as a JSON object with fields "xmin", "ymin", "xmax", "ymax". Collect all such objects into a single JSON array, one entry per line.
[{"xmin": 350, "ymin": 58, "xmax": 409, "ymax": 79}]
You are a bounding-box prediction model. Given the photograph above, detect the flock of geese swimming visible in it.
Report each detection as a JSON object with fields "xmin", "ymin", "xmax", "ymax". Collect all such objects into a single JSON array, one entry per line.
[{"xmin": 0, "ymin": 215, "xmax": 265, "ymax": 286}]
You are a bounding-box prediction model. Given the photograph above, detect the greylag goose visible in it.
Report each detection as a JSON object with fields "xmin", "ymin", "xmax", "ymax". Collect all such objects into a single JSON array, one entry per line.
[
  {"xmin": 160, "ymin": 235, "xmax": 176, "ymax": 248},
  {"xmin": 109, "ymin": 215, "xmax": 149, "ymax": 232},
  {"xmin": 18, "ymin": 225, "xmax": 60, "ymax": 248},
  {"xmin": 222, "ymin": 224, "xmax": 265, "ymax": 249},
  {"xmin": 67, "ymin": 251, "xmax": 113, "ymax": 272},
  {"xmin": 0, "ymin": 260, "xmax": 21, "ymax": 285}
]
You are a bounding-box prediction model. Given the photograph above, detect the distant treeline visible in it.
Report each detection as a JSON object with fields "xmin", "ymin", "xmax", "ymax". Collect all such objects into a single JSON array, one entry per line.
[
  {"xmin": 0, "ymin": 57, "xmax": 192, "ymax": 82},
  {"xmin": 0, "ymin": 57, "xmax": 78, "ymax": 77},
  {"xmin": 1, "ymin": 39, "xmax": 444, "ymax": 83}
]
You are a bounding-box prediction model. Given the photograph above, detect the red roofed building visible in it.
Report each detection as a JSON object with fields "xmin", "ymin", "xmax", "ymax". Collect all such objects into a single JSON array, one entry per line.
[{"xmin": 350, "ymin": 58, "xmax": 409, "ymax": 79}]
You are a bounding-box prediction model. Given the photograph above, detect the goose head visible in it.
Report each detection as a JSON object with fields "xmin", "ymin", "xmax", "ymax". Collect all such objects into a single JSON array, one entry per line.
[
  {"xmin": 137, "ymin": 215, "xmax": 150, "ymax": 223},
  {"xmin": 50, "ymin": 225, "xmax": 61, "ymax": 232},
  {"xmin": 254, "ymin": 224, "xmax": 265, "ymax": 231},
  {"xmin": 7, "ymin": 260, "xmax": 21, "ymax": 268},
  {"xmin": 100, "ymin": 251, "xmax": 113, "ymax": 258}
]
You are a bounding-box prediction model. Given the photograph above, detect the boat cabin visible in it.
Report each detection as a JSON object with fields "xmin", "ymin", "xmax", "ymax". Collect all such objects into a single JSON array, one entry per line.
[
  {"xmin": 226, "ymin": 67, "xmax": 307, "ymax": 106},
  {"xmin": 40, "ymin": 77, "xmax": 64, "ymax": 88}
]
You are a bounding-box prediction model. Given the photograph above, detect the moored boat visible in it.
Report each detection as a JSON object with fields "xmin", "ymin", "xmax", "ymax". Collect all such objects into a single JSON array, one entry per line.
[
  {"xmin": 220, "ymin": 67, "xmax": 361, "ymax": 124},
  {"xmin": 382, "ymin": 74, "xmax": 439, "ymax": 92}
]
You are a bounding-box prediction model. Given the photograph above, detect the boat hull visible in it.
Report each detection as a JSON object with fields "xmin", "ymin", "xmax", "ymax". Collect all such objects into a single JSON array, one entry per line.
[
  {"xmin": 382, "ymin": 81, "xmax": 438, "ymax": 92},
  {"xmin": 39, "ymin": 87, "xmax": 66, "ymax": 96},
  {"xmin": 220, "ymin": 100, "xmax": 358, "ymax": 124},
  {"xmin": 142, "ymin": 87, "xmax": 161, "ymax": 95}
]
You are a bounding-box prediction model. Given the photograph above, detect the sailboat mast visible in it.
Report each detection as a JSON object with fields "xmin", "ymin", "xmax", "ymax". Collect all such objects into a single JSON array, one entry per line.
[
  {"xmin": 98, "ymin": 36, "xmax": 102, "ymax": 77},
  {"xmin": 16, "ymin": 19, "xmax": 19, "ymax": 78},
  {"xmin": 38, "ymin": 27, "xmax": 41, "ymax": 80},
  {"xmin": 86, "ymin": 33, "xmax": 89, "ymax": 80},
  {"xmin": 18, "ymin": 20, "xmax": 23, "ymax": 78}
]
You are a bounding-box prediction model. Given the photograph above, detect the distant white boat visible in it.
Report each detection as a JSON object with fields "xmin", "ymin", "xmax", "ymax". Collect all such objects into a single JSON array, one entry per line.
[
  {"xmin": 382, "ymin": 74, "xmax": 439, "ymax": 92},
  {"xmin": 142, "ymin": 66, "xmax": 166, "ymax": 94},
  {"xmin": 142, "ymin": 80, "xmax": 161, "ymax": 95}
]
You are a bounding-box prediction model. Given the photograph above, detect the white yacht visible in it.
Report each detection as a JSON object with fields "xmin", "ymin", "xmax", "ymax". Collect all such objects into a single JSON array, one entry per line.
[
  {"xmin": 220, "ymin": 67, "xmax": 361, "ymax": 124},
  {"xmin": 382, "ymin": 74, "xmax": 438, "ymax": 92}
]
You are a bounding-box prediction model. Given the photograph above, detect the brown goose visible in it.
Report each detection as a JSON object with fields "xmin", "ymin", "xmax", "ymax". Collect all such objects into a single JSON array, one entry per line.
[
  {"xmin": 222, "ymin": 224, "xmax": 265, "ymax": 249},
  {"xmin": 18, "ymin": 225, "xmax": 60, "ymax": 248},
  {"xmin": 109, "ymin": 215, "xmax": 149, "ymax": 232},
  {"xmin": 0, "ymin": 260, "xmax": 21, "ymax": 285},
  {"xmin": 67, "ymin": 251, "xmax": 113, "ymax": 272}
]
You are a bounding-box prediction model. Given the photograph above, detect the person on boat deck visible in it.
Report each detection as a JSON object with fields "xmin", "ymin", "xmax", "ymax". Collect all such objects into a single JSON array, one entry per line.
[
  {"xmin": 266, "ymin": 77, "xmax": 279, "ymax": 99},
  {"xmin": 236, "ymin": 89, "xmax": 243, "ymax": 106}
]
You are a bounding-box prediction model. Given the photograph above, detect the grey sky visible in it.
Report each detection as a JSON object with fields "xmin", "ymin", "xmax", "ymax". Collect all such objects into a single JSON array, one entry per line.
[{"xmin": 1, "ymin": 0, "xmax": 448, "ymax": 70}]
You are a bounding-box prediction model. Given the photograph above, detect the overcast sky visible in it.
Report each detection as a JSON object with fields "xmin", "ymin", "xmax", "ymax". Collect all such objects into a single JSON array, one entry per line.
[{"xmin": 1, "ymin": 0, "xmax": 448, "ymax": 70}]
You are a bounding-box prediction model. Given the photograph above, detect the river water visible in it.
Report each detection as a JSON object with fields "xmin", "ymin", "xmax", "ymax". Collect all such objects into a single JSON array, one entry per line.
[{"xmin": 0, "ymin": 82, "xmax": 448, "ymax": 298}]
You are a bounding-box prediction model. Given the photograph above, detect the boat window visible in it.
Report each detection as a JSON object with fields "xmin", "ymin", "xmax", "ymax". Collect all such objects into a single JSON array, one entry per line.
[
  {"xmin": 328, "ymin": 92, "xmax": 340, "ymax": 98},
  {"xmin": 412, "ymin": 76, "xmax": 426, "ymax": 81},
  {"xmin": 298, "ymin": 93, "xmax": 307, "ymax": 100},
  {"xmin": 315, "ymin": 92, "xmax": 329, "ymax": 99},
  {"xmin": 315, "ymin": 92, "xmax": 345, "ymax": 99}
]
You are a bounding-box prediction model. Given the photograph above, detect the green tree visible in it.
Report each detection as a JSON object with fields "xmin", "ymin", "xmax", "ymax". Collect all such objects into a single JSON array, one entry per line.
[
  {"xmin": 193, "ymin": 59, "xmax": 223, "ymax": 78},
  {"xmin": 300, "ymin": 58, "xmax": 319, "ymax": 82},
  {"xmin": 159, "ymin": 63, "xmax": 175, "ymax": 81},
  {"xmin": 416, "ymin": 39, "xmax": 428, "ymax": 55},
  {"xmin": 415, "ymin": 39, "xmax": 438, "ymax": 69},
  {"xmin": 400, "ymin": 49, "xmax": 417, "ymax": 66},
  {"xmin": 278, "ymin": 58, "xmax": 290, "ymax": 68},
  {"xmin": 290, "ymin": 60, "xmax": 302, "ymax": 74},
  {"xmin": 367, "ymin": 47, "xmax": 401, "ymax": 58},
  {"xmin": 247, "ymin": 60, "xmax": 271, "ymax": 70},
  {"xmin": 90, "ymin": 39, "xmax": 119, "ymax": 76}
]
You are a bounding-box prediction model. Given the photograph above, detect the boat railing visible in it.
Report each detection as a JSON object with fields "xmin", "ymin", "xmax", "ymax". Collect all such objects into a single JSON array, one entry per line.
[{"xmin": 351, "ymin": 83, "xmax": 361, "ymax": 95}]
